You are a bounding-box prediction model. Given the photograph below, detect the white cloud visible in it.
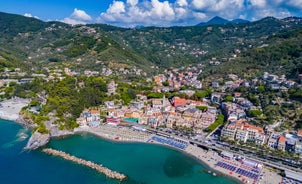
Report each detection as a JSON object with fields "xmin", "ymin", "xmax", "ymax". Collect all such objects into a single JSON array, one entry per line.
[
  {"xmin": 286, "ymin": 0, "xmax": 302, "ymax": 9},
  {"xmin": 192, "ymin": 0, "xmax": 244, "ymax": 12},
  {"xmin": 191, "ymin": 0, "xmax": 245, "ymax": 19},
  {"xmin": 24, "ymin": 13, "xmax": 39, "ymax": 19},
  {"xmin": 107, "ymin": 1, "xmax": 126, "ymax": 14},
  {"xmin": 62, "ymin": 8, "xmax": 92, "ymax": 25},
  {"xmin": 127, "ymin": 0, "xmax": 139, "ymax": 6},
  {"xmin": 176, "ymin": 0, "xmax": 188, "ymax": 7},
  {"xmin": 175, "ymin": 7, "xmax": 187, "ymax": 18},
  {"xmin": 24, "ymin": 13, "xmax": 32, "ymax": 17},
  {"xmin": 191, "ymin": 0, "xmax": 212, "ymax": 10},
  {"xmin": 249, "ymin": 0, "xmax": 267, "ymax": 8},
  {"xmin": 98, "ymin": 0, "xmax": 180, "ymax": 27},
  {"xmin": 96, "ymin": 0, "xmax": 299, "ymax": 27},
  {"xmin": 251, "ymin": 7, "xmax": 291, "ymax": 20},
  {"xmin": 150, "ymin": 0, "xmax": 175, "ymax": 20},
  {"xmin": 193, "ymin": 12, "xmax": 207, "ymax": 20},
  {"xmin": 246, "ymin": 0, "xmax": 294, "ymax": 20},
  {"xmin": 70, "ymin": 8, "xmax": 92, "ymax": 21}
]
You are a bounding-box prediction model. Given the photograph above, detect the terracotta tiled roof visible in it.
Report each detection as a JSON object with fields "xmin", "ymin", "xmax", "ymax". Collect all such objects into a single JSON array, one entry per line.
[
  {"xmin": 90, "ymin": 110, "xmax": 99, "ymax": 114},
  {"xmin": 298, "ymin": 129, "xmax": 302, "ymax": 137},
  {"xmin": 242, "ymin": 122, "xmax": 264, "ymax": 133},
  {"xmin": 279, "ymin": 136, "xmax": 285, "ymax": 143},
  {"xmin": 173, "ymin": 97, "xmax": 186, "ymax": 107}
]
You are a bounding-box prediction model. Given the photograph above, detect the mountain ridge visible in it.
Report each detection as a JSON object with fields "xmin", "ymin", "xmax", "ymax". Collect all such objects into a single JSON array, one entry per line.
[
  {"xmin": 196, "ymin": 16, "xmax": 229, "ymax": 26},
  {"xmin": 0, "ymin": 11, "xmax": 302, "ymax": 79},
  {"xmin": 196, "ymin": 16, "xmax": 250, "ymax": 26}
]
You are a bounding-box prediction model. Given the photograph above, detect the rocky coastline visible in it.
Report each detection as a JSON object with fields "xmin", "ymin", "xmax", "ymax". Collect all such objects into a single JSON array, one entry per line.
[
  {"xmin": 24, "ymin": 131, "xmax": 50, "ymax": 150},
  {"xmin": 24, "ymin": 121, "xmax": 75, "ymax": 150},
  {"xmin": 16, "ymin": 115, "xmax": 35, "ymax": 128}
]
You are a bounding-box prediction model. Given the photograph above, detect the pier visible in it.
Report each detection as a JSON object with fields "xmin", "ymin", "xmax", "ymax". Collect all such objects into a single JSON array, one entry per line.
[{"xmin": 42, "ymin": 148, "xmax": 127, "ymax": 181}]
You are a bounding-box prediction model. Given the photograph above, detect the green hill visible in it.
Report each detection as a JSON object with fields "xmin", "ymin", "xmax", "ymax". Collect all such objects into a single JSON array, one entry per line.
[{"xmin": 0, "ymin": 11, "xmax": 302, "ymax": 78}]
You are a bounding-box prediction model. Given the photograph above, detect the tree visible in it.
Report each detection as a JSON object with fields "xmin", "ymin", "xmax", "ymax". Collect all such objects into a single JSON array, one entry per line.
[
  {"xmin": 192, "ymin": 90, "xmax": 211, "ymax": 101},
  {"xmin": 257, "ymin": 85, "xmax": 265, "ymax": 92},
  {"xmin": 127, "ymin": 88, "xmax": 136, "ymax": 99},
  {"xmin": 4, "ymin": 86, "xmax": 14, "ymax": 98},
  {"xmin": 205, "ymin": 114, "xmax": 225, "ymax": 132},
  {"xmin": 248, "ymin": 93, "xmax": 260, "ymax": 106},
  {"xmin": 225, "ymin": 95, "xmax": 233, "ymax": 102},
  {"xmin": 9, "ymin": 81, "xmax": 17, "ymax": 87},
  {"xmin": 248, "ymin": 109, "xmax": 262, "ymax": 117},
  {"xmin": 29, "ymin": 99, "xmax": 40, "ymax": 107},
  {"xmin": 162, "ymin": 81, "xmax": 169, "ymax": 86},
  {"xmin": 147, "ymin": 92, "xmax": 164, "ymax": 98},
  {"xmin": 196, "ymin": 106, "xmax": 208, "ymax": 112}
]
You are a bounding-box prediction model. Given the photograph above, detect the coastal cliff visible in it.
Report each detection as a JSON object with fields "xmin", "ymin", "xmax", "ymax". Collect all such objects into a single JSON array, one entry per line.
[
  {"xmin": 24, "ymin": 124, "xmax": 75, "ymax": 150},
  {"xmin": 21, "ymin": 113, "xmax": 75, "ymax": 150},
  {"xmin": 16, "ymin": 115, "xmax": 35, "ymax": 128},
  {"xmin": 24, "ymin": 131, "xmax": 50, "ymax": 150}
]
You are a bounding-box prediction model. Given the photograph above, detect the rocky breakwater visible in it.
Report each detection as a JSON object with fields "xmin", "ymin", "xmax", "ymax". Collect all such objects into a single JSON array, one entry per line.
[
  {"xmin": 42, "ymin": 148, "xmax": 127, "ymax": 181},
  {"xmin": 24, "ymin": 131, "xmax": 50, "ymax": 150}
]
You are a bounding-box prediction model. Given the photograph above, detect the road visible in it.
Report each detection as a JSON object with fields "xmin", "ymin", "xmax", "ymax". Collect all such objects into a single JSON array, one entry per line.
[{"xmin": 146, "ymin": 127, "xmax": 302, "ymax": 174}]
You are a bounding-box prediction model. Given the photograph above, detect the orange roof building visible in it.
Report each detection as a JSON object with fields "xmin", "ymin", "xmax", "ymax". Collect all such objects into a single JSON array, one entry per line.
[
  {"xmin": 90, "ymin": 110, "xmax": 100, "ymax": 115},
  {"xmin": 298, "ymin": 129, "xmax": 302, "ymax": 137},
  {"xmin": 279, "ymin": 136, "xmax": 285, "ymax": 143},
  {"xmin": 278, "ymin": 135, "xmax": 286, "ymax": 151},
  {"xmin": 173, "ymin": 97, "xmax": 186, "ymax": 107}
]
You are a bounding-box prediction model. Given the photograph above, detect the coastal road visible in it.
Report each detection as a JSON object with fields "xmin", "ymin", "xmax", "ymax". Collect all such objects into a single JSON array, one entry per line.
[{"xmin": 146, "ymin": 127, "xmax": 302, "ymax": 174}]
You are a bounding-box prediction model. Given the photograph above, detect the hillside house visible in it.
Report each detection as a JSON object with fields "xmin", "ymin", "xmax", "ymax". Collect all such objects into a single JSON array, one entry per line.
[
  {"xmin": 211, "ymin": 81, "xmax": 219, "ymax": 88},
  {"xmin": 151, "ymin": 97, "xmax": 170, "ymax": 109},
  {"xmin": 295, "ymin": 130, "xmax": 302, "ymax": 154},
  {"xmin": 278, "ymin": 136, "xmax": 286, "ymax": 151},
  {"xmin": 285, "ymin": 134, "xmax": 297, "ymax": 152},
  {"xmin": 221, "ymin": 124, "xmax": 237, "ymax": 140},
  {"xmin": 130, "ymin": 101, "xmax": 145, "ymax": 110},
  {"xmin": 182, "ymin": 108, "xmax": 201, "ymax": 119},
  {"xmin": 268, "ymin": 133, "xmax": 280, "ymax": 149},
  {"xmin": 172, "ymin": 97, "xmax": 186, "ymax": 107},
  {"xmin": 211, "ymin": 93, "xmax": 222, "ymax": 104},
  {"xmin": 87, "ymin": 110, "xmax": 101, "ymax": 127},
  {"xmin": 235, "ymin": 129, "xmax": 248, "ymax": 142},
  {"xmin": 107, "ymin": 81, "xmax": 117, "ymax": 95},
  {"xmin": 200, "ymin": 112, "xmax": 216, "ymax": 128}
]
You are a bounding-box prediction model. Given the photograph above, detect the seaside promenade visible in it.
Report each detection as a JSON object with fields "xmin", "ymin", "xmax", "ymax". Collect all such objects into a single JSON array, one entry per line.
[
  {"xmin": 74, "ymin": 125, "xmax": 284, "ymax": 184},
  {"xmin": 74, "ymin": 125, "xmax": 152, "ymax": 142}
]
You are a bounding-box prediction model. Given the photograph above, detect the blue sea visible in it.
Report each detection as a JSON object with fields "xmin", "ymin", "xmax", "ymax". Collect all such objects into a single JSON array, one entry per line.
[{"xmin": 0, "ymin": 119, "xmax": 238, "ymax": 184}]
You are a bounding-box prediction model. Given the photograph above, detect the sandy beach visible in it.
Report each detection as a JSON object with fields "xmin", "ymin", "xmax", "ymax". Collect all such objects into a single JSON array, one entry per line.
[
  {"xmin": 75, "ymin": 125, "xmax": 283, "ymax": 184},
  {"xmin": 74, "ymin": 125, "xmax": 152, "ymax": 142},
  {"xmin": 0, "ymin": 98, "xmax": 30, "ymax": 121},
  {"xmin": 185, "ymin": 145, "xmax": 282, "ymax": 184}
]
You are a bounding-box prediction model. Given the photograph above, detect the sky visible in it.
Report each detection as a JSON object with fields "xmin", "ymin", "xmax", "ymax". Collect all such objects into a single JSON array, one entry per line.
[{"xmin": 0, "ymin": 0, "xmax": 302, "ymax": 27}]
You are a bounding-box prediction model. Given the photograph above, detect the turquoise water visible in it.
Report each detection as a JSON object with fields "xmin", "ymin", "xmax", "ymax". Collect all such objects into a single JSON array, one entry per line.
[{"xmin": 0, "ymin": 119, "xmax": 238, "ymax": 184}]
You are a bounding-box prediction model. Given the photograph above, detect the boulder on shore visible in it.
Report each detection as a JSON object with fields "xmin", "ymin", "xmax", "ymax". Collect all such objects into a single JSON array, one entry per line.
[{"xmin": 24, "ymin": 131, "xmax": 50, "ymax": 150}]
